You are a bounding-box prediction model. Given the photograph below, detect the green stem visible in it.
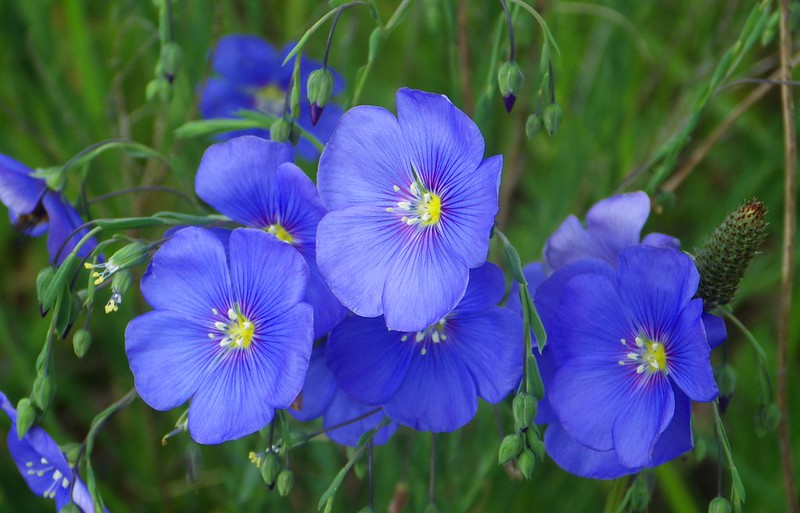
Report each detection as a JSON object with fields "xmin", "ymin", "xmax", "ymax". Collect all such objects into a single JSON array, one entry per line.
[{"xmin": 717, "ymin": 306, "xmax": 768, "ymax": 364}]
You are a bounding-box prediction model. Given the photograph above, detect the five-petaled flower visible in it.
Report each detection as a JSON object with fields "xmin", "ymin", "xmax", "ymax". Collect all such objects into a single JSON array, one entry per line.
[
  {"xmin": 317, "ymin": 87, "xmax": 502, "ymax": 332},
  {"xmin": 0, "ymin": 153, "xmax": 98, "ymax": 265},
  {"xmin": 198, "ymin": 34, "xmax": 343, "ymax": 160},
  {"xmin": 0, "ymin": 391, "xmax": 99, "ymax": 512},
  {"xmin": 125, "ymin": 227, "xmax": 313, "ymax": 444},
  {"xmin": 195, "ymin": 136, "xmax": 347, "ymax": 339},
  {"xmin": 326, "ymin": 263, "xmax": 522, "ymax": 432}
]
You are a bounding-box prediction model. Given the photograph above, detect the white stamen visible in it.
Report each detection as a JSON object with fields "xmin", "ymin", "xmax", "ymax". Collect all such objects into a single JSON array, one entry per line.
[
  {"xmin": 214, "ymin": 321, "xmax": 227, "ymax": 331},
  {"xmin": 62, "ymin": 477, "xmax": 69, "ymax": 488},
  {"xmin": 618, "ymin": 360, "xmax": 626, "ymax": 365},
  {"xmin": 208, "ymin": 333, "xmax": 215, "ymax": 339},
  {"xmin": 393, "ymin": 185, "xmax": 400, "ymax": 192},
  {"xmin": 415, "ymin": 332, "xmax": 425, "ymax": 342},
  {"xmin": 227, "ymin": 308, "xmax": 237, "ymax": 320},
  {"xmin": 410, "ymin": 182, "xmax": 420, "ymax": 195},
  {"xmin": 620, "ymin": 338, "xmax": 627, "ymax": 345},
  {"xmin": 397, "ymin": 201, "xmax": 411, "ymax": 210},
  {"xmin": 212, "ymin": 308, "xmax": 218, "ymax": 315},
  {"xmin": 431, "ymin": 331, "xmax": 440, "ymax": 343},
  {"xmin": 420, "ymin": 347, "xmax": 427, "ymax": 355},
  {"xmin": 636, "ymin": 364, "xmax": 646, "ymax": 374},
  {"xmin": 634, "ymin": 336, "xmax": 644, "ymax": 348},
  {"xmin": 627, "ymin": 352, "xmax": 639, "ymax": 361},
  {"xmin": 53, "ymin": 470, "xmax": 62, "ymax": 481},
  {"xmin": 401, "ymin": 335, "xmax": 408, "ymax": 342},
  {"xmin": 386, "ymin": 207, "xmax": 394, "ymax": 212}
]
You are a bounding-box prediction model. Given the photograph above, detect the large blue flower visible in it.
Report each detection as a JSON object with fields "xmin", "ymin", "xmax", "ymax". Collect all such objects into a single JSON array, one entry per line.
[
  {"xmin": 290, "ymin": 345, "xmax": 397, "ymax": 447},
  {"xmin": 198, "ymin": 34, "xmax": 344, "ymax": 160},
  {"xmin": 0, "ymin": 392, "xmax": 99, "ymax": 512},
  {"xmin": 326, "ymin": 263, "xmax": 522, "ymax": 432},
  {"xmin": 195, "ymin": 136, "xmax": 347, "ymax": 339},
  {"xmin": 317, "ymin": 88, "xmax": 502, "ymax": 332},
  {"xmin": 125, "ymin": 227, "xmax": 313, "ymax": 444},
  {"xmin": 542, "ymin": 246, "xmax": 718, "ymax": 478},
  {"xmin": 0, "ymin": 154, "xmax": 97, "ymax": 264}
]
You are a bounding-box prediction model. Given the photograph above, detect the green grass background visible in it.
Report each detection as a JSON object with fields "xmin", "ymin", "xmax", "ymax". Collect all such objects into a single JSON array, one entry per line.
[{"xmin": 0, "ymin": 0, "xmax": 797, "ymax": 512}]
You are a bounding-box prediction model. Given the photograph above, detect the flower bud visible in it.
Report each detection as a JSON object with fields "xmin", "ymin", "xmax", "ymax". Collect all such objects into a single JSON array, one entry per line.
[
  {"xmin": 517, "ymin": 448, "xmax": 535, "ymax": 480},
  {"xmin": 307, "ymin": 69, "xmax": 335, "ymax": 126},
  {"xmin": 715, "ymin": 364, "xmax": 737, "ymax": 397},
  {"xmin": 36, "ymin": 267, "xmax": 55, "ymax": 308},
  {"xmin": 277, "ymin": 469, "xmax": 294, "ymax": 496},
  {"xmin": 497, "ymin": 62, "xmax": 523, "ymax": 113},
  {"xmin": 289, "ymin": 124, "xmax": 302, "ymax": 146},
  {"xmin": 146, "ymin": 77, "xmax": 171, "ymax": 102},
  {"xmin": 73, "ymin": 329, "xmax": 92, "ymax": 358},
  {"xmin": 498, "ymin": 434, "xmax": 522, "ymax": 464},
  {"xmin": 270, "ymin": 119, "xmax": 291, "ymax": 143},
  {"xmin": 630, "ymin": 474, "xmax": 651, "ymax": 512},
  {"xmin": 760, "ymin": 402, "xmax": 781, "ymax": 433},
  {"xmin": 160, "ymin": 43, "xmax": 183, "ymax": 83},
  {"xmin": 525, "ymin": 114, "xmax": 542, "ymax": 140},
  {"xmin": 259, "ymin": 451, "xmax": 282, "ymax": 489},
  {"xmin": 513, "ymin": 393, "xmax": 537, "ymax": 430},
  {"xmin": 16, "ymin": 398, "xmax": 36, "ymax": 439},
  {"xmin": 528, "ymin": 435, "xmax": 545, "ymax": 461},
  {"xmin": 33, "ymin": 374, "xmax": 55, "ymax": 410},
  {"xmin": 60, "ymin": 503, "xmax": 81, "ymax": 513},
  {"xmin": 543, "ymin": 103, "xmax": 563, "ymax": 136},
  {"xmin": 708, "ymin": 496, "xmax": 732, "ymax": 513}
]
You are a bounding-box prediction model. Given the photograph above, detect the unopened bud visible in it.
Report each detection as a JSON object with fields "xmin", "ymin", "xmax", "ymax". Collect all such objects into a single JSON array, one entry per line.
[
  {"xmin": 630, "ymin": 474, "xmax": 651, "ymax": 512},
  {"xmin": 498, "ymin": 434, "xmax": 522, "ymax": 464},
  {"xmin": 36, "ymin": 267, "xmax": 55, "ymax": 308},
  {"xmin": 16, "ymin": 398, "xmax": 36, "ymax": 439},
  {"xmin": 259, "ymin": 451, "xmax": 282, "ymax": 489},
  {"xmin": 716, "ymin": 364, "xmax": 737, "ymax": 397},
  {"xmin": 73, "ymin": 329, "xmax": 92, "ymax": 358},
  {"xmin": 761, "ymin": 402, "xmax": 781, "ymax": 433},
  {"xmin": 307, "ymin": 69, "xmax": 334, "ymax": 126},
  {"xmin": 695, "ymin": 200, "xmax": 768, "ymax": 309},
  {"xmin": 289, "ymin": 124, "xmax": 302, "ymax": 146},
  {"xmin": 525, "ymin": 114, "xmax": 542, "ymax": 140},
  {"xmin": 33, "ymin": 374, "xmax": 55, "ymax": 410},
  {"xmin": 528, "ymin": 435, "xmax": 545, "ymax": 460},
  {"xmin": 513, "ymin": 393, "xmax": 537, "ymax": 429},
  {"xmin": 277, "ymin": 469, "xmax": 294, "ymax": 496},
  {"xmin": 709, "ymin": 496, "xmax": 732, "ymax": 513},
  {"xmin": 160, "ymin": 43, "xmax": 183, "ymax": 83},
  {"xmin": 270, "ymin": 119, "xmax": 291, "ymax": 143},
  {"xmin": 517, "ymin": 448, "xmax": 535, "ymax": 480},
  {"xmin": 497, "ymin": 62, "xmax": 523, "ymax": 113},
  {"xmin": 543, "ymin": 103, "xmax": 563, "ymax": 136},
  {"xmin": 60, "ymin": 503, "xmax": 81, "ymax": 513},
  {"xmin": 146, "ymin": 78, "xmax": 171, "ymax": 102}
]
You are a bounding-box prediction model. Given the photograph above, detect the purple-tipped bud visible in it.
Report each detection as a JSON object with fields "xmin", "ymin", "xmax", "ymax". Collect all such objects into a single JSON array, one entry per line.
[
  {"xmin": 503, "ymin": 93, "xmax": 517, "ymax": 113},
  {"xmin": 310, "ymin": 102, "xmax": 324, "ymax": 126},
  {"xmin": 497, "ymin": 61, "xmax": 523, "ymax": 113},
  {"xmin": 307, "ymin": 68, "xmax": 334, "ymax": 126}
]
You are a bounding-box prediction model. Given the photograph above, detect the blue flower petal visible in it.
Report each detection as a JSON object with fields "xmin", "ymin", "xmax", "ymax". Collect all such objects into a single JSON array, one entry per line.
[
  {"xmin": 505, "ymin": 262, "xmax": 547, "ymax": 315},
  {"xmin": 641, "ymin": 232, "xmax": 681, "ymax": 250},
  {"xmin": 383, "ymin": 341, "xmax": 478, "ymax": 432},
  {"xmin": 0, "ymin": 390, "xmax": 16, "ymax": 422},
  {"xmin": 665, "ymin": 299, "xmax": 719, "ymax": 402},
  {"xmin": 456, "ymin": 263, "xmax": 507, "ymax": 313},
  {"xmin": 702, "ymin": 312, "xmax": 727, "ymax": 349},
  {"xmin": 545, "ymin": 419, "xmax": 638, "ymax": 480},
  {"xmin": 0, "ymin": 154, "xmax": 46, "ymax": 218},
  {"xmin": 70, "ymin": 476, "xmax": 99, "ymax": 513},
  {"xmin": 543, "ymin": 215, "xmax": 598, "ymax": 271},
  {"xmin": 212, "ymin": 35, "xmax": 281, "ymax": 86},
  {"xmin": 125, "ymin": 311, "xmax": 217, "ymax": 411},
  {"xmin": 289, "ymin": 345, "xmax": 337, "ymax": 422},
  {"xmin": 42, "ymin": 192, "xmax": 97, "ymax": 265},
  {"xmin": 140, "ymin": 227, "xmax": 232, "ymax": 322},
  {"xmin": 303, "ymin": 254, "xmax": 348, "ymax": 338},
  {"xmin": 612, "ymin": 374, "xmax": 675, "ymax": 467},
  {"xmin": 327, "ymin": 316, "xmax": 414, "ymax": 405},
  {"xmin": 6, "ymin": 425, "xmax": 73, "ymax": 509},
  {"xmin": 585, "ymin": 191, "xmax": 650, "ymax": 260},
  {"xmin": 316, "ymin": 207, "xmax": 406, "ymax": 319},
  {"xmin": 198, "ymin": 77, "xmax": 256, "ymax": 120},
  {"xmin": 649, "ymin": 386, "xmax": 693, "ymax": 466},
  {"xmin": 615, "ymin": 246, "xmax": 699, "ymax": 339},
  {"xmin": 318, "ymin": 105, "xmax": 412, "ymax": 211},
  {"xmin": 382, "ymin": 235, "xmax": 469, "ymax": 332},
  {"xmin": 323, "ymin": 391, "xmax": 397, "ymax": 447}
]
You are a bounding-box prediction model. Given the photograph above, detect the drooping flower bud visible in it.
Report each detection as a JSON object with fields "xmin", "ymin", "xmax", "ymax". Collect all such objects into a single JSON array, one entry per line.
[
  {"xmin": 277, "ymin": 469, "xmax": 294, "ymax": 496},
  {"xmin": 307, "ymin": 69, "xmax": 335, "ymax": 126},
  {"xmin": 695, "ymin": 200, "xmax": 768, "ymax": 309},
  {"xmin": 543, "ymin": 103, "xmax": 563, "ymax": 136},
  {"xmin": 497, "ymin": 61, "xmax": 523, "ymax": 113},
  {"xmin": 498, "ymin": 434, "xmax": 522, "ymax": 464},
  {"xmin": 630, "ymin": 474, "xmax": 652, "ymax": 512},
  {"xmin": 270, "ymin": 118, "xmax": 291, "ymax": 143},
  {"xmin": 513, "ymin": 393, "xmax": 537, "ymax": 430},
  {"xmin": 517, "ymin": 448, "xmax": 535, "ymax": 480},
  {"xmin": 73, "ymin": 328, "xmax": 92, "ymax": 358},
  {"xmin": 160, "ymin": 43, "xmax": 183, "ymax": 84},
  {"xmin": 525, "ymin": 114, "xmax": 542, "ymax": 140},
  {"xmin": 60, "ymin": 503, "xmax": 81, "ymax": 513},
  {"xmin": 33, "ymin": 373, "xmax": 55, "ymax": 410},
  {"xmin": 16, "ymin": 398, "xmax": 36, "ymax": 439},
  {"xmin": 715, "ymin": 364, "xmax": 737, "ymax": 397},
  {"xmin": 259, "ymin": 451, "xmax": 282, "ymax": 490},
  {"xmin": 708, "ymin": 496, "xmax": 732, "ymax": 513}
]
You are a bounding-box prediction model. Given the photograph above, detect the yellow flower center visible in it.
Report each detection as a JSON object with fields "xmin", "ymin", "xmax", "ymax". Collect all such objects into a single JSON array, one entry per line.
[
  {"xmin": 387, "ymin": 180, "xmax": 443, "ymax": 228},
  {"xmin": 401, "ymin": 317, "xmax": 448, "ymax": 355},
  {"xmin": 209, "ymin": 307, "xmax": 256, "ymax": 350},
  {"xmin": 267, "ymin": 223, "xmax": 294, "ymax": 244},
  {"xmin": 255, "ymin": 85, "xmax": 285, "ymax": 114},
  {"xmin": 618, "ymin": 335, "xmax": 668, "ymax": 375}
]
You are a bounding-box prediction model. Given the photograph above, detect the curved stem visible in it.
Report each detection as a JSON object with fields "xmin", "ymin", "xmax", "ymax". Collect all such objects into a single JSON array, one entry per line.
[{"xmin": 499, "ymin": 0, "xmax": 515, "ymax": 61}]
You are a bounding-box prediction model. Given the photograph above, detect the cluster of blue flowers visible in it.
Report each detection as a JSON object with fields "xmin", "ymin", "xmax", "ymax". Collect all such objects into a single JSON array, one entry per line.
[{"xmin": 0, "ymin": 33, "xmax": 726, "ymax": 512}]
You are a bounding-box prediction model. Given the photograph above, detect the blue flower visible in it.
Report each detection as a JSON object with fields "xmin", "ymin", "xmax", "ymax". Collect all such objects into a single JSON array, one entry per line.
[
  {"xmin": 198, "ymin": 35, "xmax": 344, "ymax": 160},
  {"xmin": 195, "ymin": 136, "xmax": 347, "ymax": 339},
  {"xmin": 0, "ymin": 392, "xmax": 99, "ymax": 512},
  {"xmin": 125, "ymin": 227, "xmax": 313, "ymax": 444},
  {"xmin": 317, "ymin": 88, "xmax": 502, "ymax": 332},
  {"xmin": 541, "ymin": 246, "xmax": 718, "ymax": 478},
  {"xmin": 290, "ymin": 345, "xmax": 397, "ymax": 447},
  {"xmin": 326, "ymin": 263, "xmax": 522, "ymax": 432},
  {"xmin": 0, "ymin": 154, "xmax": 97, "ymax": 264}
]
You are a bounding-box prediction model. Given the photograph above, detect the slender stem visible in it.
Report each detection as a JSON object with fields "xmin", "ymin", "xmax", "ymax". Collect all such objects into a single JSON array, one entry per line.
[
  {"xmin": 322, "ymin": 8, "xmax": 344, "ymax": 69},
  {"xmin": 428, "ymin": 433, "xmax": 436, "ymax": 504},
  {"xmin": 368, "ymin": 441, "xmax": 375, "ymax": 510},
  {"xmin": 718, "ymin": 307, "xmax": 768, "ymax": 364},
  {"xmin": 499, "ymin": 0, "xmax": 515, "ymax": 61},
  {"xmin": 303, "ymin": 407, "xmax": 382, "ymax": 441},
  {"xmin": 777, "ymin": 0, "xmax": 799, "ymax": 510},
  {"xmin": 88, "ymin": 185, "xmax": 194, "ymax": 205},
  {"xmin": 76, "ymin": 388, "xmax": 138, "ymax": 465}
]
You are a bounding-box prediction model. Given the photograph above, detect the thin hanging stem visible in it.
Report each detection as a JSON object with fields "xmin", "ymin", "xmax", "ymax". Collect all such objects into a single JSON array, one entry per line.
[
  {"xmin": 429, "ymin": 433, "xmax": 436, "ymax": 504},
  {"xmin": 322, "ymin": 8, "xmax": 344, "ymax": 69},
  {"xmin": 499, "ymin": 0, "xmax": 515, "ymax": 61}
]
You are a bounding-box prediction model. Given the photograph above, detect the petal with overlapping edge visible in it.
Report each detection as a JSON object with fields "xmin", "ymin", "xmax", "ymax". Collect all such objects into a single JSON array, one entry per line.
[
  {"xmin": 302, "ymin": 253, "xmax": 348, "ymax": 338},
  {"xmin": 195, "ymin": 137, "xmax": 295, "ymax": 227},
  {"xmin": 450, "ymin": 307, "xmax": 523, "ymax": 404},
  {"xmin": 383, "ymin": 340, "xmax": 478, "ymax": 432},
  {"xmin": 665, "ymin": 299, "xmax": 719, "ymax": 402},
  {"xmin": 317, "ymin": 105, "xmax": 412, "ymax": 211},
  {"xmin": 455, "ymin": 263, "xmax": 507, "ymax": 313},
  {"xmin": 0, "ymin": 390, "xmax": 17, "ymax": 422},
  {"xmin": 70, "ymin": 476, "xmax": 100, "ymax": 513},
  {"xmin": 543, "ymin": 215, "xmax": 599, "ymax": 272},
  {"xmin": 316, "ymin": 206, "xmax": 407, "ymax": 319},
  {"xmin": 545, "ymin": 420, "xmax": 638, "ymax": 480},
  {"xmin": 436, "ymin": 154, "xmax": 501, "ymax": 267},
  {"xmin": 0, "ymin": 154, "xmax": 47, "ymax": 218},
  {"xmin": 702, "ymin": 312, "xmax": 727, "ymax": 349},
  {"xmin": 289, "ymin": 345, "xmax": 338, "ymax": 422},
  {"xmin": 324, "ymin": 390, "xmax": 398, "ymax": 447},
  {"xmin": 585, "ymin": 191, "xmax": 650, "ymax": 260},
  {"xmin": 6, "ymin": 426, "xmax": 74, "ymax": 510},
  {"xmin": 615, "ymin": 246, "xmax": 699, "ymax": 340},
  {"xmin": 395, "ymin": 88, "xmax": 484, "ymax": 193},
  {"xmin": 326, "ymin": 315, "xmax": 414, "ymax": 405},
  {"xmin": 198, "ymin": 77, "xmax": 257, "ymax": 120},
  {"xmin": 140, "ymin": 227, "xmax": 232, "ymax": 322},
  {"xmin": 382, "ymin": 233, "xmax": 469, "ymax": 332},
  {"xmin": 125, "ymin": 311, "xmax": 219, "ymax": 411},
  {"xmin": 641, "ymin": 232, "xmax": 681, "ymax": 250},
  {"xmin": 212, "ymin": 34, "xmax": 281, "ymax": 86},
  {"xmin": 648, "ymin": 386, "xmax": 693, "ymax": 466},
  {"xmin": 42, "ymin": 192, "xmax": 97, "ymax": 265}
]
